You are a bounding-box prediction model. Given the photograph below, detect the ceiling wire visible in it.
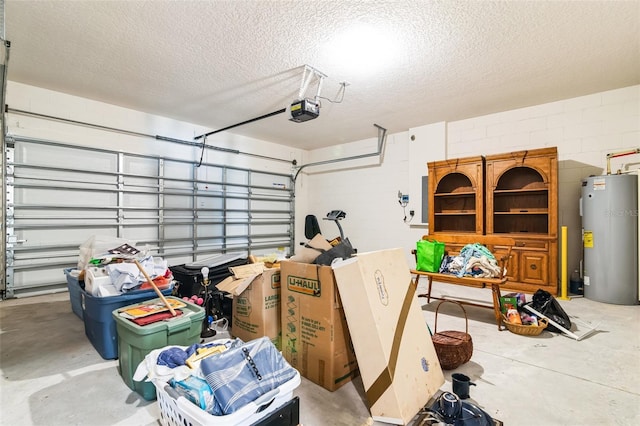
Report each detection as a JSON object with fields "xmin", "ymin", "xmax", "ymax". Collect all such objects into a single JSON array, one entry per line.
[{"xmin": 318, "ymin": 82, "xmax": 348, "ymax": 104}]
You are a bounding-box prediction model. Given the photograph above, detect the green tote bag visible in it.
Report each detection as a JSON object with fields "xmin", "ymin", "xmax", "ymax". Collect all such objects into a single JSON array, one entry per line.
[{"xmin": 416, "ymin": 239, "xmax": 445, "ymax": 272}]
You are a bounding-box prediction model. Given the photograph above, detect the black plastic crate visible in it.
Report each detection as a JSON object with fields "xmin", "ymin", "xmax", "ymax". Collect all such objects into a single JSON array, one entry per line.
[{"xmin": 252, "ymin": 396, "xmax": 300, "ymax": 426}]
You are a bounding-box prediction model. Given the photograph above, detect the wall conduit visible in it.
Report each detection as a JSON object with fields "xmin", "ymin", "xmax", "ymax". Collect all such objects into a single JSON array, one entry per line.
[{"xmin": 293, "ymin": 123, "xmax": 388, "ymax": 182}]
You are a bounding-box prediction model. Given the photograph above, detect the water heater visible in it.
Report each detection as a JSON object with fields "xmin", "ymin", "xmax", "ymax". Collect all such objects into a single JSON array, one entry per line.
[{"xmin": 581, "ymin": 174, "xmax": 638, "ymax": 304}]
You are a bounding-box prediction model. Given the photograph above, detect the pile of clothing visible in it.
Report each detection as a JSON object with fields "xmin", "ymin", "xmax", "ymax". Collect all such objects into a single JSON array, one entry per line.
[
  {"xmin": 75, "ymin": 234, "xmax": 173, "ymax": 297},
  {"xmin": 438, "ymin": 243, "xmax": 502, "ymax": 278},
  {"xmin": 134, "ymin": 336, "xmax": 298, "ymax": 415}
]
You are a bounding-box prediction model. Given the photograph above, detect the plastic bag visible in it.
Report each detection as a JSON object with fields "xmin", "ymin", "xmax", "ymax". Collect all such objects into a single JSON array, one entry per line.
[
  {"xmin": 527, "ymin": 289, "xmax": 572, "ymax": 333},
  {"xmin": 416, "ymin": 239, "xmax": 445, "ymax": 272},
  {"xmin": 77, "ymin": 234, "xmax": 137, "ymax": 269},
  {"xmin": 290, "ymin": 233, "xmax": 333, "ymax": 263},
  {"xmin": 313, "ymin": 238, "xmax": 354, "ymax": 266}
]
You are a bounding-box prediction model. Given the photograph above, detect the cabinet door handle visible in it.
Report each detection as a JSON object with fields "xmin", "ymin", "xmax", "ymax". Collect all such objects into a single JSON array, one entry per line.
[{"xmin": 516, "ymin": 242, "xmax": 526, "ymax": 247}]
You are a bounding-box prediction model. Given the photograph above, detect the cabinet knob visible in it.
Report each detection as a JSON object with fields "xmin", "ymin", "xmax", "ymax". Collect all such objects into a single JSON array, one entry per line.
[{"xmin": 530, "ymin": 264, "xmax": 537, "ymax": 270}]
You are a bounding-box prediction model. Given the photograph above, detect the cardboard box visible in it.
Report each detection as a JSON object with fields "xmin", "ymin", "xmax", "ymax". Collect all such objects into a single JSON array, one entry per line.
[
  {"xmin": 280, "ymin": 261, "xmax": 358, "ymax": 392},
  {"xmin": 499, "ymin": 296, "xmax": 519, "ymax": 314},
  {"xmin": 500, "ymin": 293, "xmax": 527, "ymax": 314},
  {"xmin": 230, "ymin": 268, "xmax": 282, "ymax": 350},
  {"xmin": 332, "ymin": 248, "xmax": 445, "ymax": 425}
]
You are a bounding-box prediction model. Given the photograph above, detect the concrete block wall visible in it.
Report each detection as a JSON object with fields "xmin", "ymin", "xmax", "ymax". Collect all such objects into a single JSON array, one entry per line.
[
  {"xmin": 448, "ymin": 86, "xmax": 639, "ymax": 170},
  {"xmin": 446, "ymin": 85, "xmax": 640, "ymax": 279}
]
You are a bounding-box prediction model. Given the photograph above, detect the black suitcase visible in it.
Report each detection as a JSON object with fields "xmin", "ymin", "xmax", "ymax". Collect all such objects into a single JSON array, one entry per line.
[
  {"xmin": 170, "ymin": 253, "xmax": 248, "ymax": 298},
  {"xmin": 170, "ymin": 253, "xmax": 247, "ymax": 332}
]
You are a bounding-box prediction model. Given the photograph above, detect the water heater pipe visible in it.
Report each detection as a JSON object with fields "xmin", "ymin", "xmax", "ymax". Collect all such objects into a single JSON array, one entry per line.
[{"xmin": 606, "ymin": 148, "xmax": 640, "ymax": 174}]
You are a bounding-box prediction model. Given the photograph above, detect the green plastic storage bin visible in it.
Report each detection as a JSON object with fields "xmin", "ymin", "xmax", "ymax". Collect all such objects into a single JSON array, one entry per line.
[{"xmin": 112, "ymin": 296, "xmax": 205, "ymax": 400}]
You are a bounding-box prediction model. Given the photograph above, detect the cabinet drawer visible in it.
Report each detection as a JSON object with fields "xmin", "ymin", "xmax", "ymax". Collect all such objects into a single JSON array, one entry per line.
[
  {"xmin": 519, "ymin": 251, "xmax": 549, "ymax": 285},
  {"xmin": 513, "ymin": 240, "xmax": 548, "ymax": 250}
]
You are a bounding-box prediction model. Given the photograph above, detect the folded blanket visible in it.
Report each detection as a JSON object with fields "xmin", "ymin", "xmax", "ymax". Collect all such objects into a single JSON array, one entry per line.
[{"xmin": 201, "ymin": 336, "xmax": 297, "ymax": 415}]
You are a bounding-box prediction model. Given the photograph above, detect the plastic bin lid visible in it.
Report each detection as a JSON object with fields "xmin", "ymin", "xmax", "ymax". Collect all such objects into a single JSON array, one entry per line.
[
  {"xmin": 183, "ymin": 253, "xmax": 246, "ymax": 269},
  {"xmin": 112, "ymin": 296, "xmax": 205, "ymax": 336}
]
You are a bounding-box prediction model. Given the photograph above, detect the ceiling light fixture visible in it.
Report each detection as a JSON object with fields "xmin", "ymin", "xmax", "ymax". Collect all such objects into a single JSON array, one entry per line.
[{"xmin": 324, "ymin": 23, "xmax": 399, "ymax": 76}]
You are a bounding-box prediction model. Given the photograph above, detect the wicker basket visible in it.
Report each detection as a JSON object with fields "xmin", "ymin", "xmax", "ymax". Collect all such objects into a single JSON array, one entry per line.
[
  {"xmin": 431, "ymin": 301, "xmax": 473, "ymax": 370},
  {"xmin": 502, "ymin": 315, "xmax": 549, "ymax": 336}
]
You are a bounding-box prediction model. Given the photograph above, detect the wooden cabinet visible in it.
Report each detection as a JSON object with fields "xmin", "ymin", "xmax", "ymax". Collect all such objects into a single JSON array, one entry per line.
[
  {"xmin": 427, "ymin": 148, "xmax": 558, "ymax": 294},
  {"xmin": 520, "ymin": 250, "xmax": 548, "ymax": 285},
  {"xmin": 427, "ymin": 156, "xmax": 484, "ymax": 234},
  {"xmin": 485, "ymin": 147, "xmax": 558, "ymax": 294}
]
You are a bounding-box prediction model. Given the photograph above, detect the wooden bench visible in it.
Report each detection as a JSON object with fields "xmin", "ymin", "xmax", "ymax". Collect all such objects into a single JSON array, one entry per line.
[{"xmin": 410, "ymin": 233, "xmax": 515, "ymax": 330}]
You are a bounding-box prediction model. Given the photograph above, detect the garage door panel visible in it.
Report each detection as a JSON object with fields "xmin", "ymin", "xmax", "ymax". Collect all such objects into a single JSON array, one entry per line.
[{"xmin": 4, "ymin": 136, "xmax": 293, "ymax": 298}]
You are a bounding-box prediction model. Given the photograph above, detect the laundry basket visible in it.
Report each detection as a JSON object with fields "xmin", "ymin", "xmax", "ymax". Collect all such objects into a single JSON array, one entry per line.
[
  {"xmin": 431, "ymin": 300, "xmax": 473, "ymax": 370},
  {"xmin": 155, "ymin": 370, "xmax": 301, "ymax": 426}
]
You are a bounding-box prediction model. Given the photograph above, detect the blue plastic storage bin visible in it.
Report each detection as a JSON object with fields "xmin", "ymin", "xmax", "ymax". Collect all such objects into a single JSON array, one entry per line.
[
  {"xmin": 82, "ymin": 281, "xmax": 174, "ymax": 360},
  {"xmin": 64, "ymin": 268, "xmax": 85, "ymax": 320}
]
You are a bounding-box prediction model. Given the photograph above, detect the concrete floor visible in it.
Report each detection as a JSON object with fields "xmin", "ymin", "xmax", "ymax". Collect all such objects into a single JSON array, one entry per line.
[{"xmin": 1, "ymin": 281, "xmax": 639, "ymax": 426}]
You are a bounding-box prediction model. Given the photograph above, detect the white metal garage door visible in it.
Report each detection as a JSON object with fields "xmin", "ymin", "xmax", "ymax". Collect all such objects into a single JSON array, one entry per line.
[{"xmin": 3, "ymin": 135, "xmax": 294, "ymax": 298}]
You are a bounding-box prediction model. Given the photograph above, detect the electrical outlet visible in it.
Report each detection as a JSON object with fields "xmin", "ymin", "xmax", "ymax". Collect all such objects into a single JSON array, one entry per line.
[{"xmin": 398, "ymin": 191, "xmax": 409, "ymax": 208}]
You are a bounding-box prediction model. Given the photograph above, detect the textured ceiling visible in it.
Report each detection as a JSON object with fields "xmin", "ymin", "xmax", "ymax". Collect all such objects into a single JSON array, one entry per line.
[{"xmin": 5, "ymin": 0, "xmax": 640, "ymax": 150}]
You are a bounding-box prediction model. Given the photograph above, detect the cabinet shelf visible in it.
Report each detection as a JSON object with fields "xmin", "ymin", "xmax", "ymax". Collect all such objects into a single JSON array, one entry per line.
[
  {"xmin": 434, "ymin": 191, "xmax": 476, "ymax": 197},
  {"xmin": 435, "ymin": 212, "xmax": 476, "ymax": 216},
  {"xmin": 494, "ymin": 210, "xmax": 548, "ymax": 215},
  {"xmin": 492, "ymin": 231, "xmax": 549, "ymax": 237},
  {"xmin": 494, "ymin": 188, "xmax": 547, "ymax": 195},
  {"xmin": 432, "ymin": 229, "xmax": 479, "ymax": 234}
]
